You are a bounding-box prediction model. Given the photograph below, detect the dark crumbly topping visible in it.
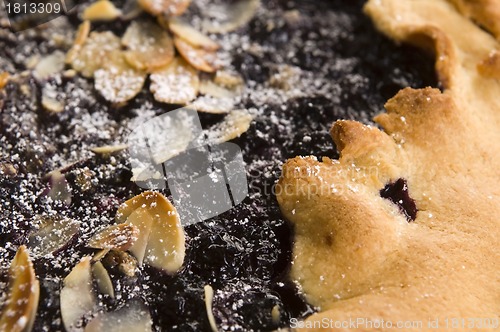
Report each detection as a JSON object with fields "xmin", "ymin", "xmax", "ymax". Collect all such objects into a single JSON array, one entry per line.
[{"xmin": 0, "ymin": 0, "xmax": 436, "ymax": 331}]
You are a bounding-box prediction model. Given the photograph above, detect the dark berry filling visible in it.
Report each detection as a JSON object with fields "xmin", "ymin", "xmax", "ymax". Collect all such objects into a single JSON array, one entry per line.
[{"xmin": 380, "ymin": 178, "xmax": 418, "ymax": 221}]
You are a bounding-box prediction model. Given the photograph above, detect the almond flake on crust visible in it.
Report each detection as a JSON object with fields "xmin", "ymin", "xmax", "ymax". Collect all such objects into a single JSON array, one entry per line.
[
  {"xmin": 116, "ymin": 191, "xmax": 185, "ymax": 274},
  {"xmin": 68, "ymin": 30, "xmax": 121, "ymax": 78},
  {"xmin": 90, "ymin": 144, "xmax": 129, "ymax": 154},
  {"xmin": 199, "ymin": 77, "xmax": 241, "ymax": 98},
  {"xmin": 122, "ymin": 20, "xmax": 175, "ymax": 72},
  {"xmin": 190, "ymin": 95, "xmax": 235, "ymax": 114},
  {"xmin": 84, "ymin": 299, "xmax": 152, "ymax": 332},
  {"xmin": 205, "ymin": 109, "xmax": 253, "ymax": 144},
  {"xmin": 66, "ymin": 20, "xmax": 91, "ymax": 65},
  {"xmin": 92, "ymin": 261, "xmax": 115, "ymax": 298},
  {"xmin": 166, "ymin": 17, "xmax": 219, "ymax": 51},
  {"xmin": 28, "ymin": 215, "xmax": 80, "ymax": 257},
  {"xmin": 214, "ymin": 70, "xmax": 244, "ymax": 88},
  {"xmin": 94, "ymin": 56, "xmax": 146, "ymax": 104},
  {"xmin": 0, "ymin": 246, "xmax": 39, "ymax": 332},
  {"xmin": 202, "ymin": 0, "xmax": 260, "ymax": 34},
  {"xmin": 82, "ymin": 0, "xmax": 122, "ymax": 22},
  {"xmin": 60, "ymin": 257, "xmax": 96, "ymax": 331},
  {"xmin": 150, "ymin": 57, "xmax": 199, "ymax": 104},
  {"xmin": 87, "ymin": 223, "xmax": 139, "ymax": 251},
  {"xmin": 138, "ymin": 0, "xmax": 191, "ymax": 17},
  {"xmin": 174, "ymin": 37, "xmax": 218, "ymax": 73}
]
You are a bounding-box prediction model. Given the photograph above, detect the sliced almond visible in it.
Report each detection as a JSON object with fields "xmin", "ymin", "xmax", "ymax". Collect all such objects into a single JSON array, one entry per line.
[
  {"xmin": 60, "ymin": 257, "xmax": 95, "ymax": 331},
  {"xmin": 0, "ymin": 246, "xmax": 39, "ymax": 332},
  {"xmin": 90, "ymin": 144, "xmax": 129, "ymax": 154},
  {"xmin": 167, "ymin": 17, "xmax": 219, "ymax": 51},
  {"xmin": 122, "ymin": 0, "xmax": 143, "ymax": 21},
  {"xmin": 119, "ymin": 208, "xmax": 152, "ymax": 264},
  {"xmin": 47, "ymin": 170, "xmax": 72, "ymax": 205},
  {"xmin": 68, "ymin": 30, "xmax": 121, "ymax": 78},
  {"xmin": 174, "ymin": 37, "xmax": 218, "ymax": 73},
  {"xmin": 205, "ymin": 109, "xmax": 253, "ymax": 144},
  {"xmin": 150, "ymin": 57, "xmax": 199, "ymax": 104},
  {"xmin": 0, "ymin": 72, "xmax": 10, "ymax": 89},
  {"xmin": 116, "ymin": 191, "xmax": 185, "ymax": 274},
  {"xmin": 204, "ymin": 285, "xmax": 218, "ymax": 332},
  {"xmin": 202, "ymin": 0, "xmax": 260, "ymax": 33},
  {"xmin": 28, "ymin": 215, "xmax": 80, "ymax": 257},
  {"xmin": 190, "ymin": 95, "xmax": 234, "ymax": 114},
  {"xmin": 84, "ymin": 299, "xmax": 152, "ymax": 332},
  {"xmin": 92, "ymin": 249, "xmax": 110, "ymax": 262},
  {"xmin": 92, "ymin": 261, "xmax": 115, "ymax": 298},
  {"xmin": 33, "ymin": 51, "xmax": 65, "ymax": 80},
  {"xmin": 214, "ymin": 70, "xmax": 244, "ymax": 88},
  {"xmin": 199, "ymin": 78, "xmax": 240, "ymax": 98},
  {"xmin": 122, "ymin": 20, "xmax": 175, "ymax": 72},
  {"xmin": 41, "ymin": 91, "xmax": 65, "ymax": 113},
  {"xmin": 66, "ymin": 20, "xmax": 91, "ymax": 65},
  {"xmin": 94, "ymin": 58, "xmax": 146, "ymax": 104},
  {"xmin": 138, "ymin": 0, "xmax": 190, "ymax": 17},
  {"xmin": 82, "ymin": 0, "xmax": 122, "ymax": 22},
  {"xmin": 88, "ymin": 223, "xmax": 139, "ymax": 251}
]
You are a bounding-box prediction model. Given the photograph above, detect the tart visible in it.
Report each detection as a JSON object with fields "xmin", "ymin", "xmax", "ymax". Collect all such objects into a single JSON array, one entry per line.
[
  {"xmin": 277, "ymin": 0, "xmax": 500, "ymax": 330},
  {"xmin": 0, "ymin": 0, "xmax": 483, "ymax": 331}
]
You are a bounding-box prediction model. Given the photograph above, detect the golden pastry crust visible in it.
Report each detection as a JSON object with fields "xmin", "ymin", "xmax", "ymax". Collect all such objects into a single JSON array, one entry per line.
[
  {"xmin": 276, "ymin": 0, "xmax": 500, "ymax": 330},
  {"xmin": 446, "ymin": 0, "xmax": 500, "ymax": 39}
]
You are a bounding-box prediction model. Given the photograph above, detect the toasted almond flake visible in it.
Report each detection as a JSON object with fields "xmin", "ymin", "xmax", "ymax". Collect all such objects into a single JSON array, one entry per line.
[
  {"xmin": 92, "ymin": 261, "xmax": 115, "ymax": 298},
  {"xmin": 202, "ymin": 0, "xmax": 260, "ymax": 33},
  {"xmin": 0, "ymin": 162, "xmax": 17, "ymax": 177},
  {"xmin": 60, "ymin": 257, "xmax": 95, "ymax": 331},
  {"xmin": 92, "ymin": 249, "xmax": 110, "ymax": 262},
  {"xmin": 167, "ymin": 17, "xmax": 219, "ymax": 51},
  {"xmin": 69, "ymin": 30, "xmax": 121, "ymax": 78},
  {"xmin": 28, "ymin": 216, "xmax": 80, "ymax": 257},
  {"xmin": 88, "ymin": 223, "xmax": 139, "ymax": 251},
  {"xmin": 47, "ymin": 170, "xmax": 72, "ymax": 205},
  {"xmin": 150, "ymin": 57, "xmax": 199, "ymax": 104},
  {"xmin": 33, "ymin": 51, "xmax": 65, "ymax": 80},
  {"xmin": 94, "ymin": 61, "xmax": 146, "ymax": 104},
  {"xmin": 122, "ymin": 0, "xmax": 143, "ymax": 20},
  {"xmin": 116, "ymin": 191, "xmax": 185, "ymax": 273},
  {"xmin": 204, "ymin": 285, "xmax": 218, "ymax": 332},
  {"xmin": 138, "ymin": 0, "xmax": 190, "ymax": 16},
  {"xmin": 84, "ymin": 299, "xmax": 152, "ymax": 332},
  {"xmin": 91, "ymin": 144, "xmax": 129, "ymax": 154},
  {"xmin": 174, "ymin": 37, "xmax": 218, "ymax": 73},
  {"xmin": 0, "ymin": 246, "xmax": 39, "ymax": 332},
  {"xmin": 41, "ymin": 92, "xmax": 65, "ymax": 113},
  {"xmin": 82, "ymin": 0, "xmax": 122, "ymax": 22},
  {"xmin": 118, "ymin": 208, "xmax": 152, "ymax": 265},
  {"xmin": 214, "ymin": 70, "xmax": 244, "ymax": 88},
  {"xmin": 271, "ymin": 305, "xmax": 280, "ymax": 325},
  {"xmin": 190, "ymin": 95, "xmax": 234, "ymax": 114},
  {"xmin": 122, "ymin": 20, "xmax": 175, "ymax": 72},
  {"xmin": 205, "ymin": 109, "xmax": 253, "ymax": 144},
  {"xmin": 199, "ymin": 78, "xmax": 240, "ymax": 98},
  {"xmin": 66, "ymin": 20, "xmax": 91, "ymax": 65},
  {"xmin": 0, "ymin": 72, "xmax": 9, "ymax": 89}
]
